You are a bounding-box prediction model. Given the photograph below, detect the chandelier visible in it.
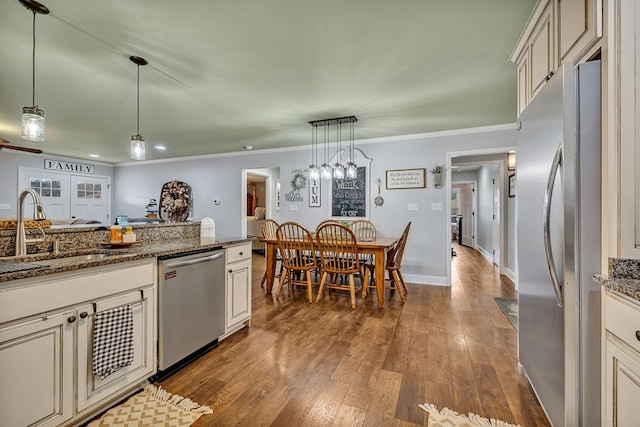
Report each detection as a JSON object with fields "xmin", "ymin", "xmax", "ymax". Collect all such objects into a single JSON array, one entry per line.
[{"xmin": 308, "ymin": 116, "xmax": 358, "ymax": 180}]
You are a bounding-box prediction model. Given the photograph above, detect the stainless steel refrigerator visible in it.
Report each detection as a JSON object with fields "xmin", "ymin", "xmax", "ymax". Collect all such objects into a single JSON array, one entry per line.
[{"xmin": 516, "ymin": 60, "xmax": 601, "ymax": 426}]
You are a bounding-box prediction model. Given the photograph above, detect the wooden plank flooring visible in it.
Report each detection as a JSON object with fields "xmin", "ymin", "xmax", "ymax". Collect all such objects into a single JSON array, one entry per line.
[{"xmin": 159, "ymin": 243, "xmax": 551, "ymax": 426}]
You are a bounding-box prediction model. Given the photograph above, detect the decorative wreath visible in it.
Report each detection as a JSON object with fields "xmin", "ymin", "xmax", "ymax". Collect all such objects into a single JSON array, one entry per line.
[
  {"xmin": 290, "ymin": 172, "xmax": 307, "ymax": 191},
  {"xmin": 159, "ymin": 179, "xmax": 192, "ymax": 221}
]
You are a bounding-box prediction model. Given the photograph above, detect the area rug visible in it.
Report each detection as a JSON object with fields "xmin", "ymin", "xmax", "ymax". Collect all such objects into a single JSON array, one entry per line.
[
  {"xmin": 494, "ymin": 297, "xmax": 518, "ymax": 330},
  {"xmin": 88, "ymin": 384, "xmax": 212, "ymax": 426},
  {"xmin": 419, "ymin": 403, "xmax": 522, "ymax": 427}
]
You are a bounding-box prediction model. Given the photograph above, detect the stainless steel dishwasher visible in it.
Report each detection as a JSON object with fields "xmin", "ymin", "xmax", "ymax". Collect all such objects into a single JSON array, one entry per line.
[{"xmin": 158, "ymin": 249, "xmax": 225, "ymax": 373}]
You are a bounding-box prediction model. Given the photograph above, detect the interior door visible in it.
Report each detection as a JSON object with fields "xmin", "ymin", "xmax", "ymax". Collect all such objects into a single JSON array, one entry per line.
[
  {"xmin": 18, "ymin": 167, "xmax": 70, "ymax": 219},
  {"xmin": 493, "ymin": 177, "xmax": 501, "ymax": 267},
  {"xmin": 70, "ymin": 176, "xmax": 110, "ymax": 225},
  {"xmin": 460, "ymin": 183, "xmax": 475, "ymax": 247}
]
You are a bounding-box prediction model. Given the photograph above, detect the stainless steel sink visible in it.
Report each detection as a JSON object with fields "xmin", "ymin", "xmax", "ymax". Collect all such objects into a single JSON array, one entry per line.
[{"xmin": 31, "ymin": 253, "xmax": 110, "ymax": 266}]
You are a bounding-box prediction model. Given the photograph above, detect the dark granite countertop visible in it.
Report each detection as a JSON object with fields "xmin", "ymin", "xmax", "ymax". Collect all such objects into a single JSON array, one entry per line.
[
  {"xmin": 0, "ymin": 236, "xmax": 251, "ymax": 284},
  {"xmin": 594, "ymin": 275, "xmax": 640, "ymax": 302},
  {"xmin": 595, "ymin": 257, "xmax": 640, "ymax": 303}
]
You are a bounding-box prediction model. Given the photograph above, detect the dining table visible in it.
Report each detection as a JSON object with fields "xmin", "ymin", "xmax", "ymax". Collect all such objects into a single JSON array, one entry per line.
[{"xmin": 261, "ymin": 236, "xmax": 399, "ymax": 308}]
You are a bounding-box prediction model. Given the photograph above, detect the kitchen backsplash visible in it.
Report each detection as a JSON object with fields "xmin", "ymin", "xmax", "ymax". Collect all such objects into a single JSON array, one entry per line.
[{"xmin": 0, "ymin": 222, "xmax": 200, "ymax": 257}]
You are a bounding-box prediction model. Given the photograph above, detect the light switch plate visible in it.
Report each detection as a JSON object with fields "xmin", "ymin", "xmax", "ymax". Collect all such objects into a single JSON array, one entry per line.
[
  {"xmin": 408, "ymin": 203, "xmax": 419, "ymax": 211},
  {"xmin": 0, "ymin": 203, "xmax": 10, "ymax": 210},
  {"xmin": 431, "ymin": 203, "xmax": 443, "ymax": 211},
  {"xmin": 289, "ymin": 204, "xmax": 298, "ymax": 211}
]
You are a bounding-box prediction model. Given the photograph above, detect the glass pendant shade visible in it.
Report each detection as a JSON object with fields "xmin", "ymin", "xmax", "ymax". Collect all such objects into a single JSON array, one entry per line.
[
  {"xmin": 21, "ymin": 106, "xmax": 45, "ymax": 141},
  {"xmin": 308, "ymin": 164, "xmax": 320, "ymax": 181},
  {"xmin": 346, "ymin": 161, "xmax": 357, "ymax": 179},
  {"xmin": 131, "ymin": 134, "xmax": 145, "ymax": 160},
  {"xmin": 321, "ymin": 163, "xmax": 332, "ymax": 180},
  {"xmin": 333, "ymin": 163, "xmax": 345, "ymax": 179}
]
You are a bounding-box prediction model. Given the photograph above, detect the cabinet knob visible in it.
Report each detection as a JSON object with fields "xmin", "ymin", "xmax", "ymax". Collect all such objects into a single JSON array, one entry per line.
[
  {"xmin": 80, "ymin": 311, "xmax": 88, "ymax": 319},
  {"xmin": 546, "ymin": 71, "xmax": 554, "ymax": 81},
  {"xmin": 67, "ymin": 316, "xmax": 77, "ymax": 323},
  {"xmin": 636, "ymin": 330, "xmax": 640, "ymax": 342},
  {"xmin": 239, "ymin": 251, "xmax": 244, "ymax": 256}
]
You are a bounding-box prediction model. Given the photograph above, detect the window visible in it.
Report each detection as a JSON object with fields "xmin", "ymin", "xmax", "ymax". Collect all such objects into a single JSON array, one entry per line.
[
  {"xmin": 76, "ymin": 182, "xmax": 102, "ymax": 199},
  {"xmin": 30, "ymin": 178, "xmax": 62, "ymax": 198}
]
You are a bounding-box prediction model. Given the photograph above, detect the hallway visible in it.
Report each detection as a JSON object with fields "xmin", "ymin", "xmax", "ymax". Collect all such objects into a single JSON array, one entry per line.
[{"xmin": 158, "ymin": 244, "xmax": 550, "ymax": 426}]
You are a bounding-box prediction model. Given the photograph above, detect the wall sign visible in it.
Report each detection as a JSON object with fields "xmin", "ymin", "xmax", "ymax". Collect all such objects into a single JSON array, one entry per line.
[
  {"xmin": 385, "ymin": 168, "xmax": 425, "ymax": 189},
  {"xmin": 331, "ymin": 166, "xmax": 366, "ymax": 217},
  {"xmin": 309, "ymin": 177, "xmax": 321, "ymax": 207},
  {"xmin": 44, "ymin": 159, "xmax": 95, "ymax": 174}
]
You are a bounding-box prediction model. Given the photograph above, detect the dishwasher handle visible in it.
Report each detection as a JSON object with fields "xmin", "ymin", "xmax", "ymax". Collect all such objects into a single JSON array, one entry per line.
[{"xmin": 166, "ymin": 252, "xmax": 223, "ymax": 269}]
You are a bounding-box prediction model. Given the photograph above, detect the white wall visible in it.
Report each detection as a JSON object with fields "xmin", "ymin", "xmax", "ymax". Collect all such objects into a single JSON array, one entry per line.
[
  {"xmin": 0, "ymin": 151, "xmax": 114, "ymax": 217},
  {"xmin": 113, "ymin": 126, "xmax": 517, "ymax": 284}
]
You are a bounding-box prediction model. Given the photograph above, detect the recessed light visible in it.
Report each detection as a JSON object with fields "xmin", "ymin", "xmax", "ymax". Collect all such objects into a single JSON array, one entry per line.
[
  {"xmin": 89, "ymin": 154, "xmax": 100, "ymax": 158},
  {"xmin": 154, "ymin": 145, "xmax": 166, "ymax": 150},
  {"xmin": 243, "ymin": 145, "xmax": 253, "ymax": 150}
]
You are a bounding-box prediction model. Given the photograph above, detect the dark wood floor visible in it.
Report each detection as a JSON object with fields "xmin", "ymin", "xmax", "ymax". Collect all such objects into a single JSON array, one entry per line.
[{"xmin": 159, "ymin": 243, "xmax": 551, "ymax": 426}]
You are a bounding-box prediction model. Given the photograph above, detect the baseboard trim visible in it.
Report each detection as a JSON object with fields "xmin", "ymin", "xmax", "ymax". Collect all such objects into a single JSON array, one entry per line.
[
  {"xmin": 403, "ymin": 274, "xmax": 449, "ymax": 286},
  {"xmin": 476, "ymin": 246, "xmax": 494, "ymax": 264}
]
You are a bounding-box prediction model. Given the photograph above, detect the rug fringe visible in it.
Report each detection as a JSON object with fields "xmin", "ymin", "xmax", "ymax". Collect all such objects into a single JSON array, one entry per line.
[
  {"xmin": 145, "ymin": 385, "xmax": 213, "ymax": 415},
  {"xmin": 419, "ymin": 403, "xmax": 522, "ymax": 427}
]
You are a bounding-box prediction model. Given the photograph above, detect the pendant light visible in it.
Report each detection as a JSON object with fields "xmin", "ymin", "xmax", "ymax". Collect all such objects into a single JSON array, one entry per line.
[
  {"xmin": 20, "ymin": 0, "xmax": 49, "ymax": 142},
  {"xmin": 308, "ymin": 123, "xmax": 319, "ymax": 180},
  {"xmin": 345, "ymin": 117, "xmax": 358, "ymax": 178},
  {"xmin": 333, "ymin": 121, "xmax": 345, "ymax": 179},
  {"xmin": 130, "ymin": 55, "xmax": 148, "ymax": 160},
  {"xmin": 320, "ymin": 124, "xmax": 332, "ymax": 180}
]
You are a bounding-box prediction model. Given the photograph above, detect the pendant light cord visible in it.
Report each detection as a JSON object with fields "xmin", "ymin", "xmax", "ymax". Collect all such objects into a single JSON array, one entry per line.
[
  {"xmin": 136, "ymin": 64, "xmax": 140, "ymax": 134},
  {"xmin": 31, "ymin": 10, "xmax": 36, "ymax": 107}
]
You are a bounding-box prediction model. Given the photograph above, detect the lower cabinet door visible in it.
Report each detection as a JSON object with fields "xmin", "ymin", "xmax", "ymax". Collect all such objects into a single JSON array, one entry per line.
[
  {"xmin": 0, "ymin": 311, "xmax": 74, "ymax": 427},
  {"xmin": 77, "ymin": 287, "xmax": 156, "ymax": 412},
  {"xmin": 604, "ymin": 338, "xmax": 640, "ymax": 427},
  {"xmin": 226, "ymin": 259, "xmax": 251, "ymax": 329}
]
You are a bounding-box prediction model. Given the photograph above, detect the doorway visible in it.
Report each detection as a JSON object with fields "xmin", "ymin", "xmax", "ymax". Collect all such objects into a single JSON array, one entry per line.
[{"xmin": 446, "ymin": 149, "xmax": 513, "ymax": 286}]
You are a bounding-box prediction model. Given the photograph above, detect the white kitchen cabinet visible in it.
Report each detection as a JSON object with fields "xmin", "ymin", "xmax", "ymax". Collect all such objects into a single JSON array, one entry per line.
[
  {"xmin": 0, "ymin": 260, "xmax": 157, "ymax": 426},
  {"xmin": 603, "ymin": 291, "xmax": 640, "ymax": 426},
  {"xmin": 529, "ymin": 2, "xmax": 556, "ymax": 99},
  {"xmin": 223, "ymin": 242, "xmax": 252, "ymax": 338},
  {"xmin": 0, "ymin": 311, "xmax": 74, "ymax": 427},
  {"xmin": 517, "ymin": 49, "xmax": 529, "ymax": 116},
  {"xmin": 77, "ymin": 286, "xmax": 155, "ymax": 412},
  {"xmin": 559, "ymin": 0, "xmax": 602, "ymax": 62},
  {"xmin": 511, "ymin": 0, "xmax": 602, "ymax": 115},
  {"xmin": 609, "ymin": 0, "xmax": 640, "ymax": 259}
]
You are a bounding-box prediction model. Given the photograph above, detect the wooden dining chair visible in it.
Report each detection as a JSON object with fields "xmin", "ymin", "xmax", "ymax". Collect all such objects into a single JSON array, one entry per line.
[
  {"xmin": 315, "ymin": 223, "xmax": 369, "ymax": 309},
  {"xmin": 275, "ymin": 222, "xmax": 318, "ymax": 303},
  {"xmin": 315, "ymin": 219, "xmax": 340, "ymax": 232},
  {"xmin": 260, "ymin": 219, "xmax": 283, "ymax": 288},
  {"xmin": 363, "ymin": 221, "xmax": 411, "ymax": 302},
  {"xmin": 349, "ymin": 219, "xmax": 376, "ymax": 266}
]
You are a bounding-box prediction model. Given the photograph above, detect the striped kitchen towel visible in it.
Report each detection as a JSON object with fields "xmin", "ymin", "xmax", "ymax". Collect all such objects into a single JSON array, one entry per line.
[{"xmin": 92, "ymin": 304, "xmax": 134, "ymax": 379}]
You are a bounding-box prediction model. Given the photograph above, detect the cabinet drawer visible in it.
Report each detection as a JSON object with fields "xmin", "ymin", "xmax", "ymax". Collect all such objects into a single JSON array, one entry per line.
[
  {"xmin": 605, "ymin": 292, "xmax": 640, "ymax": 353},
  {"xmin": 226, "ymin": 243, "xmax": 251, "ymax": 264}
]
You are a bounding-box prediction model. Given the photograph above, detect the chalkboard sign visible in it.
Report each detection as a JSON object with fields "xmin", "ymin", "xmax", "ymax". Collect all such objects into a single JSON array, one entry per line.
[{"xmin": 331, "ymin": 167, "xmax": 367, "ymax": 217}]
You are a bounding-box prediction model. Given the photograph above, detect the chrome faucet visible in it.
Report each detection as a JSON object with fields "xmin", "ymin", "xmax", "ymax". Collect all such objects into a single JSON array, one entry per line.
[{"xmin": 15, "ymin": 188, "xmax": 47, "ymax": 256}]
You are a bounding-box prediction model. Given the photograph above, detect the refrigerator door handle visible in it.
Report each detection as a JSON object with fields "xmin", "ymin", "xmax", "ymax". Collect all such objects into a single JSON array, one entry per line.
[{"xmin": 543, "ymin": 143, "xmax": 563, "ymax": 307}]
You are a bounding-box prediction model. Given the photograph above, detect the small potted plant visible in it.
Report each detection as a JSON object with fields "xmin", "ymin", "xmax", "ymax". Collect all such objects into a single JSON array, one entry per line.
[{"xmin": 430, "ymin": 165, "xmax": 444, "ymax": 188}]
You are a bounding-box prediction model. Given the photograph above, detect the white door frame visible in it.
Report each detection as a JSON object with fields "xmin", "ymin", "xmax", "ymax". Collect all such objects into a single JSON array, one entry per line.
[
  {"xmin": 446, "ymin": 147, "xmax": 513, "ymax": 285},
  {"xmin": 241, "ymin": 169, "xmax": 273, "ymax": 238}
]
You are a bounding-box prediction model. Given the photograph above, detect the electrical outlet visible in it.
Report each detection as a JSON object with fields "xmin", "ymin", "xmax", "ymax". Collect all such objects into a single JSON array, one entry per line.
[
  {"xmin": 289, "ymin": 204, "xmax": 298, "ymax": 211},
  {"xmin": 0, "ymin": 203, "xmax": 10, "ymax": 210},
  {"xmin": 431, "ymin": 203, "xmax": 443, "ymax": 211},
  {"xmin": 407, "ymin": 203, "xmax": 419, "ymax": 211}
]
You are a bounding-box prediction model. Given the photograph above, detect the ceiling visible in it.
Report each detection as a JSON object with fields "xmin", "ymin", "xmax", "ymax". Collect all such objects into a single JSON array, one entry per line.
[{"xmin": 0, "ymin": 0, "xmax": 534, "ymax": 164}]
